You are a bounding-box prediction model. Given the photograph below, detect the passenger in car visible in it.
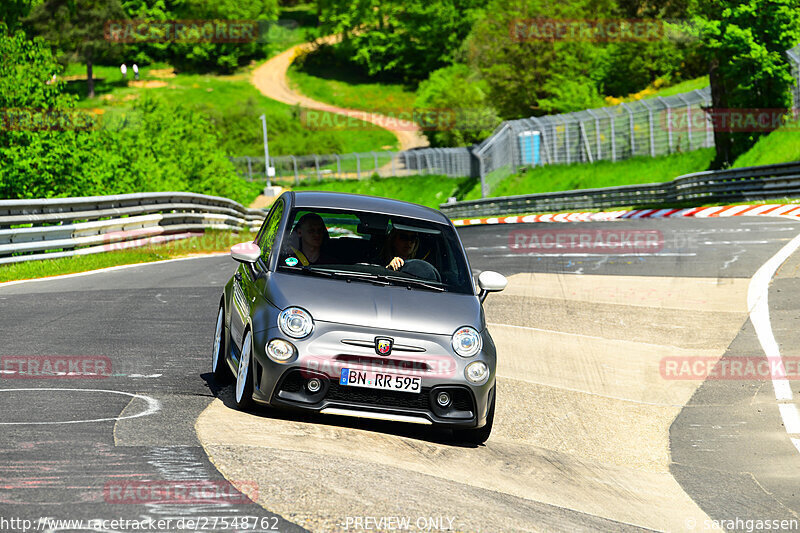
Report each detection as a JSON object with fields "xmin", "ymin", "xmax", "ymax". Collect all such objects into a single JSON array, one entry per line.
[{"xmin": 282, "ymin": 213, "xmax": 339, "ymax": 266}]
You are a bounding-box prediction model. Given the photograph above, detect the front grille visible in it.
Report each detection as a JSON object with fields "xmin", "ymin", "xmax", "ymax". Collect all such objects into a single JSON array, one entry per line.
[{"xmin": 326, "ymin": 382, "xmax": 431, "ymax": 410}]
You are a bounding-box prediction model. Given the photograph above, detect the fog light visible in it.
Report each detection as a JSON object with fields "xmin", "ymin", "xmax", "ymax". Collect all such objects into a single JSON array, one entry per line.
[
  {"xmin": 465, "ymin": 361, "xmax": 489, "ymax": 384},
  {"xmin": 307, "ymin": 378, "xmax": 322, "ymax": 393},
  {"xmin": 266, "ymin": 339, "xmax": 294, "ymax": 363},
  {"xmin": 436, "ymin": 391, "xmax": 451, "ymax": 407}
]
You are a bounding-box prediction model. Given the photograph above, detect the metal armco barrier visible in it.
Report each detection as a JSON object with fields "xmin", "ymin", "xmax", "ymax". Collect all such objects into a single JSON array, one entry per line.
[
  {"xmin": 439, "ymin": 161, "xmax": 800, "ymax": 218},
  {"xmin": 0, "ymin": 192, "xmax": 266, "ymax": 265}
]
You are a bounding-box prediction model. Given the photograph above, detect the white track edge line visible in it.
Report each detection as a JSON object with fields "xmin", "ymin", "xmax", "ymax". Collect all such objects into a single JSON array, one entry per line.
[{"xmin": 747, "ymin": 231, "xmax": 800, "ymax": 448}]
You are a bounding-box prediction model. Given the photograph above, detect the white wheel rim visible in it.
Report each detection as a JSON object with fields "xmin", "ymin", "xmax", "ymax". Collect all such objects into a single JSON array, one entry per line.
[
  {"xmin": 236, "ymin": 333, "xmax": 252, "ymax": 403},
  {"xmin": 212, "ymin": 308, "xmax": 223, "ymax": 371}
]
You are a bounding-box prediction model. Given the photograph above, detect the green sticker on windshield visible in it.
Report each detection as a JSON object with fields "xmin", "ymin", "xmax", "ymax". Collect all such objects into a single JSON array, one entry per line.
[{"xmin": 285, "ymin": 257, "xmax": 299, "ymax": 266}]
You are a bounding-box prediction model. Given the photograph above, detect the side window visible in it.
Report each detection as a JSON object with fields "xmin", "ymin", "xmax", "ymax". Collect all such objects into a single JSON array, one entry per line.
[{"xmin": 256, "ymin": 200, "xmax": 285, "ymax": 266}]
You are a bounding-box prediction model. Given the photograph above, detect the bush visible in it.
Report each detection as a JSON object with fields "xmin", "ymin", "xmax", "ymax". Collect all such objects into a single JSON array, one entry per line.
[
  {"xmin": 414, "ymin": 64, "xmax": 500, "ymax": 147},
  {"xmin": 0, "ymin": 28, "xmax": 259, "ymax": 205},
  {"xmin": 114, "ymin": 0, "xmax": 280, "ymax": 73}
]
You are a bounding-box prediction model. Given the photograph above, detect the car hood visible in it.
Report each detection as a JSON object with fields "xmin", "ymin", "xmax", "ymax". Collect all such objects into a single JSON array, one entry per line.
[{"xmin": 266, "ymin": 272, "xmax": 483, "ymax": 335}]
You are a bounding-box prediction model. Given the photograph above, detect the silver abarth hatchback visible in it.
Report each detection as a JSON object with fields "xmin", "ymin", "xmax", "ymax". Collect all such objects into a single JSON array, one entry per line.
[{"xmin": 212, "ymin": 191, "xmax": 507, "ymax": 443}]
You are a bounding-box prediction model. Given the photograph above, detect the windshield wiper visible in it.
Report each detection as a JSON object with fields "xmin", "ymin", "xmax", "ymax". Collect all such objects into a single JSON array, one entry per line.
[
  {"xmin": 379, "ymin": 275, "xmax": 446, "ymax": 292},
  {"xmin": 280, "ymin": 265, "xmax": 335, "ymax": 278},
  {"xmin": 303, "ymin": 267, "xmax": 391, "ymax": 286},
  {"xmin": 281, "ymin": 266, "xmax": 443, "ymax": 291}
]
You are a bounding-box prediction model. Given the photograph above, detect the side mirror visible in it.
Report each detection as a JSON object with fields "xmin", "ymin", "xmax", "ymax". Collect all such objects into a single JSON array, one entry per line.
[
  {"xmin": 231, "ymin": 242, "xmax": 261, "ymax": 263},
  {"xmin": 477, "ymin": 271, "xmax": 507, "ymax": 303}
]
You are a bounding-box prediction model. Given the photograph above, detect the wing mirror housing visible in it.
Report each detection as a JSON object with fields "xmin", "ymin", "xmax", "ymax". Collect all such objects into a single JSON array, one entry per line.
[
  {"xmin": 477, "ymin": 271, "xmax": 507, "ymax": 303},
  {"xmin": 231, "ymin": 242, "xmax": 261, "ymax": 263}
]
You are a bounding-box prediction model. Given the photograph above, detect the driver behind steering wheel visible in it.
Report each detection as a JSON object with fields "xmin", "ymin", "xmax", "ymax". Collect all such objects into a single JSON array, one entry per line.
[{"xmin": 380, "ymin": 227, "xmax": 419, "ymax": 271}]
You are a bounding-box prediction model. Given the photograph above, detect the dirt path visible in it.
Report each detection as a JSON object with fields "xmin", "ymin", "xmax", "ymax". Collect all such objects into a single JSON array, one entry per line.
[{"xmin": 250, "ymin": 35, "xmax": 429, "ymax": 152}]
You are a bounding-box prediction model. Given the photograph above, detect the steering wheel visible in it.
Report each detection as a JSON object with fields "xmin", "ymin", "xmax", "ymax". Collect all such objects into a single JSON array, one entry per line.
[{"xmin": 399, "ymin": 259, "xmax": 441, "ymax": 282}]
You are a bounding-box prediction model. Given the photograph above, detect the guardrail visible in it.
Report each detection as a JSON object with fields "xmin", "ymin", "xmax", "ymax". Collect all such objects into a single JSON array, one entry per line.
[
  {"xmin": 439, "ymin": 161, "xmax": 800, "ymax": 218},
  {"xmin": 0, "ymin": 192, "xmax": 266, "ymax": 265}
]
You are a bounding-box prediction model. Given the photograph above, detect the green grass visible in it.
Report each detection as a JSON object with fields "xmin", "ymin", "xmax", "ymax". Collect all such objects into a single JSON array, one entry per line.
[
  {"xmin": 0, "ymin": 230, "xmax": 249, "ymax": 283},
  {"xmin": 463, "ymin": 149, "xmax": 715, "ymax": 200},
  {"xmin": 62, "ymin": 64, "xmax": 397, "ymax": 157},
  {"xmin": 287, "ymin": 64, "xmax": 417, "ymax": 117},
  {"xmin": 650, "ymin": 77, "xmax": 709, "ymax": 98},
  {"xmin": 733, "ymin": 118, "xmax": 800, "ymax": 168},
  {"xmin": 60, "ymin": 4, "xmax": 398, "ymax": 159},
  {"xmin": 289, "ymin": 175, "xmax": 476, "ymax": 209},
  {"xmin": 287, "ymin": 43, "xmax": 417, "ymax": 117},
  {"xmin": 606, "ymin": 76, "xmax": 709, "ymax": 105}
]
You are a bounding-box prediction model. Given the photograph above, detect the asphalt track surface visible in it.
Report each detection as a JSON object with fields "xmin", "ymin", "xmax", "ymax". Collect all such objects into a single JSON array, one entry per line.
[{"xmin": 0, "ymin": 216, "xmax": 799, "ymax": 532}]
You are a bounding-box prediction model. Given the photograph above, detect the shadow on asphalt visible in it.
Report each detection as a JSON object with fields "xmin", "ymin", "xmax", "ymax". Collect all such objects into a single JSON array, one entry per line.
[{"xmin": 200, "ymin": 372, "xmax": 483, "ymax": 449}]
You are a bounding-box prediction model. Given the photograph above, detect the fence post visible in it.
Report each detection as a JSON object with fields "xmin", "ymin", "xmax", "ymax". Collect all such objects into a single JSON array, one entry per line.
[
  {"xmin": 356, "ymin": 153, "xmax": 361, "ymax": 179},
  {"xmin": 601, "ymin": 108, "xmax": 616, "ymax": 162},
  {"xmin": 694, "ymin": 89, "xmax": 713, "ymax": 148},
  {"xmin": 290, "ymin": 155, "xmax": 298, "ymax": 185},
  {"xmin": 391, "ymin": 152, "xmax": 397, "ymax": 177},
  {"xmin": 620, "ymin": 103, "xmax": 636, "ymax": 156},
  {"xmin": 579, "ymin": 121, "xmax": 594, "ymax": 163},
  {"xmin": 676, "ymin": 94, "xmax": 692, "ymax": 150},
  {"xmin": 479, "ymin": 155, "xmax": 487, "ymax": 198},
  {"xmin": 335, "ymin": 154, "xmax": 341, "ymax": 178},
  {"xmin": 246, "ymin": 157, "xmax": 253, "ymax": 181},
  {"xmin": 314, "ymin": 155, "xmax": 321, "ymax": 181},
  {"xmin": 528, "ymin": 117, "xmax": 550, "ymax": 165},
  {"xmin": 562, "ymin": 116, "xmax": 571, "ymax": 164},
  {"xmin": 658, "ymin": 97, "xmax": 673, "ymax": 153},
  {"xmin": 639, "ymin": 99, "xmax": 656, "ymax": 157},
  {"xmin": 586, "ymin": 109, "xmax": 601, "ymax": 160},
  {"xmin": 787, "ymin": 48, "xmax": 800, "ymax": 111},
  {"xmin": 372, "ymin": 151, "xmax": 378, "ymax": 175}
]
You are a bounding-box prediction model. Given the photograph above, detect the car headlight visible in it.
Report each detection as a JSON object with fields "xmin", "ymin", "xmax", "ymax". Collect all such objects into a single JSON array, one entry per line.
[
  {"xmin": 451, "ymin": 326, "xmax": 482, "ymax": 357},
  {"xmin": 278, "ymin": 307, "xmax": 314, "ymax": 338},
  {"xmin": 266, "ymin": 339, "xmax": 295, "ymax": 363},
  {"xmin": 465, "ymin": 361, "xmax": 489, "ymax": 384}
]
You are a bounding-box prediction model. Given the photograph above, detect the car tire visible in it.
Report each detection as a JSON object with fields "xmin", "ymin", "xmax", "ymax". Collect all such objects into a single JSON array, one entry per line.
[
  {"xmin": 234, "ymin": 330, "xmax": 255, "ymax": 410},
  {"xmin": 454, "ymin": 387, "xmax": 495, "ymax": 445},
  {"xmin": 212, "ymin": 306, "xmax": 232, "ymax": 383}
]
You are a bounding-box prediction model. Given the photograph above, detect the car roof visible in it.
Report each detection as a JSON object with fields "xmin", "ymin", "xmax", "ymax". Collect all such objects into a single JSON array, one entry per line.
[{"xmin": 288, "ymin": 191, "xmax": 451, "ymax": 224}]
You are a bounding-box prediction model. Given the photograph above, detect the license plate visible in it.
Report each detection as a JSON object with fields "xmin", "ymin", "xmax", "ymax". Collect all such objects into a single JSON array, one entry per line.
[{"xmin": 339, "ymin": 368, "xmax": 421, "ymax": 394}]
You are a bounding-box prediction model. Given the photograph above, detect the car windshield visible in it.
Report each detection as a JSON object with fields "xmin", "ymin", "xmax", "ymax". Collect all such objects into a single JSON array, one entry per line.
[{"xmin": 276, "ymin": 208, "xmax": 473, "ymax": 294}]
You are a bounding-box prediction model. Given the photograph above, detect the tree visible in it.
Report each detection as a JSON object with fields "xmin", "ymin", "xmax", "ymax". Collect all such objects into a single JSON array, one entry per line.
[
  {"xmin": 0, "ymin": 0, "xmax": 35, "ymax": 33},
  {"xmin": 414, "ymin": 64, "xmax": 500, "ymax": 147},
  {"xmin": 692, "ymin": 0, "xmax": 800, "ymax": 168},
  {"xmin": 26, "ymin": 0, "xmax": 126, "ymax": 98},
  {"xmin": 0, "ymin": 28, "xmax": 99, "ymax": 199},
  {"xmin": 164, "ymin": 0, "xmax": 279, "ymax": 73},
  {"xmin": 318, "ymin": 0, "xmax": 483, "ymax": 82},
  {"xmin": 464, "ymin": 0, "xmax": 615, "ymax": 118}
]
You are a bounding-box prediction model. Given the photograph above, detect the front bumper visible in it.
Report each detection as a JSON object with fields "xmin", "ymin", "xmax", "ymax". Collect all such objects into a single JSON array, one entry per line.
[{"xmin": 249, "ymin": 322, "xmax": 496, "ymax": 428}]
